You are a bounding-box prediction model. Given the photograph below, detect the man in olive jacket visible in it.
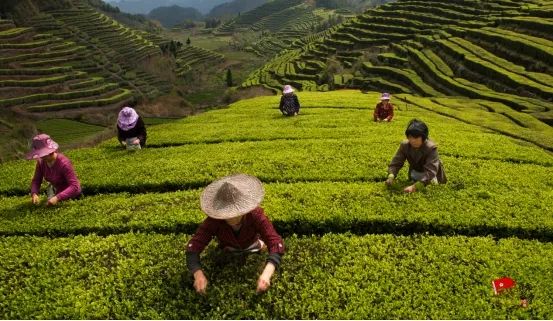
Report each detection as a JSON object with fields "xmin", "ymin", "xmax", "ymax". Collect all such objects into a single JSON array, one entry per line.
[{"xmin": 386, "ymin": 119, "xmax": 447, "ymax": 193}]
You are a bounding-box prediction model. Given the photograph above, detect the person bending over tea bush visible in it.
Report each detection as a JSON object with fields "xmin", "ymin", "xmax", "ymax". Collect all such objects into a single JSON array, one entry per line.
[
  {"xmin": 386, "ymin": 119, "xmax": 447, "ymax": 193},
  {"xmin": 279, "ymin": 85, "xmax": 300, "ymax": 116},
  {"xmin": 186, "ymin": 174, "xmax": 285, "ymax": 295},
  {"xmin": 374, "ymin": 93, "xmax": 394, "ymax": 122},
  {"xmin": 27, "ymin": 134, "xmax": 82, "ymax": 206},
  {"xmin": 117, "ymin": 106, "xmax": 147, "ymax": 149}
]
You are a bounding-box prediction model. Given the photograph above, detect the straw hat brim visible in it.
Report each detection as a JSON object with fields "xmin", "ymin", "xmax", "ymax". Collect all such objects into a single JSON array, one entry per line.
[{"xmin": 200, "ymin": 174, "xmax": 265, "ymax": 219}]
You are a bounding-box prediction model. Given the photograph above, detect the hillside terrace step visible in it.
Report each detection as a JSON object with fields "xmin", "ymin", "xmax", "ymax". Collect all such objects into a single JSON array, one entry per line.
[
  {"xmin": 0, "ymin": 27, "xmax": 34, "ymax": 40},
  {"xmin": 0, "ymin": 20, "xmax": 15, "ymax": 32}
]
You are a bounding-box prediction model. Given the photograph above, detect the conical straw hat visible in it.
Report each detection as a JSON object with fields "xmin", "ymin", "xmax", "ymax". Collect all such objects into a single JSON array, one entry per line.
[{"xmin": 200, "ymin": 174, "xmax": 265, "ymax": 219}]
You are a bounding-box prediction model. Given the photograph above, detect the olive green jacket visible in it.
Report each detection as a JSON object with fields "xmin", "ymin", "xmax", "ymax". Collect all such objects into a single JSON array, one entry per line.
[{"xmin": 388, "ymin": 139, "xmax": 447, "ymax": 185}]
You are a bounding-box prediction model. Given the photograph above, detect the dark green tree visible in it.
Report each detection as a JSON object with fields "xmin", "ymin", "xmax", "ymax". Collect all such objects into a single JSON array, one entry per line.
[
  {"xmin": 226, "ymin": 69, "xmax": 233, "ymax": 87},
  {"xmin": 169, "ymin": 41, "xmax": 176, "ymax": 55}
]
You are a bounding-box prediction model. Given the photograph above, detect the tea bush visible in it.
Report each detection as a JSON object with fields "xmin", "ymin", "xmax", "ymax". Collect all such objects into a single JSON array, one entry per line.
[{"xmin": 0, "ymin": 233, "xmax": 552, "ymax": 319}]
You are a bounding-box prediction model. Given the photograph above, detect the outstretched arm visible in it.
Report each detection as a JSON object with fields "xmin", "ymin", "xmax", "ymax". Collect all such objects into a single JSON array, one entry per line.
[
  {"xmin": 388, "ymin": 143, "xmax": 407, "ymax": 178},
  {"xmin": 252, "ymin": 208, "xmax": 285, "ymax": 293},
  {"xmin": 186, "ymin": 219, "xmax": 217, "ymax": 295},
  {"xmin": 279, "ymin": 96, "xmax": 285, "ymax": 114},
  {"xmin": 117, "ymin": 125, "xmax": 125, "ymax": 144},
  {"xmin": 374, "ymin": 104, "xmax": 381, "ymax": 121},
  {"xmin": 31, "ymin": 162, "xmax": 43, "ymax": 204}
]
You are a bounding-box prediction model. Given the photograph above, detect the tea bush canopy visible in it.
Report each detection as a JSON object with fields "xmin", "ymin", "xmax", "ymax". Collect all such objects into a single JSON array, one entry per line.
[
  {"xmin": 1, "ymin": 91, "xmax": 552, "ymax": 318},
  {"xmin": 1, "ymin": 0, "xmax": 553, "ymax": 318}
]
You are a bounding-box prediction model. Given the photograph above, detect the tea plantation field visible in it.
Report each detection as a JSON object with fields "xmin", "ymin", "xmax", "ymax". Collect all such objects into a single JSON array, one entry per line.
[{"xmin": 1, "ymin": 91, "xmax": 552, "ymax": 318}]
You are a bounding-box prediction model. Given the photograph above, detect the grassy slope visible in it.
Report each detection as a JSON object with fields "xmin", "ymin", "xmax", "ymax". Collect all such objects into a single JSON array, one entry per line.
[
  {"xmin": 0, "ymin": 90, "xmax": 552, "ymax": 318},
  {"xmin": 36, "ymin": 119, "xmax": 106, "ymax": 146}
]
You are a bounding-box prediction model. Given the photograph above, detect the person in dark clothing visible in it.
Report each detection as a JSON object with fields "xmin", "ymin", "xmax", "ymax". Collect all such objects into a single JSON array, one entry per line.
[
  {"xmin": 374, "ymin": 93, "xmax": 394, "ymax": 122},
  {"xmin": 117, "ymin": 107, "xmax": 147, "ymax": 148},
  {"xmin": 386, "ymin": 119, "xmax": 447, "ymax": 193},
  {"xmin": 279, "ymin": 85, "xmax": 300, "ymax": 116},
  {"xmin": 186, "ymin": 174, "xmax": 285, "ymax": 295}
]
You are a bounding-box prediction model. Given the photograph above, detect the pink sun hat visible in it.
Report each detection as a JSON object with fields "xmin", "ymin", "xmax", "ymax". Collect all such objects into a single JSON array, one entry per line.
[
  {"xmin": 26, "ymin": 134, "xmax": 59, "ymax": 160},
  {"xmin": 380, "ymin": 93, "xmax": 391, "ymax": 100},
  {"xmin": 283, "ymin": 85, "xmax": 294, "ymax": 94},
  {"xmin": 117, "ymin": 107, "xmax": 139, "ymax": 131}
]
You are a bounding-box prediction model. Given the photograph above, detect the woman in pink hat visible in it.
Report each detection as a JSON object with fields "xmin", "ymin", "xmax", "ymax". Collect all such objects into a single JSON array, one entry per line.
[
  {"xmin": 279, "ymin": 85, "xmax": 300, "ymax": 116},
  {"xmin": 117, "ymin": 107, "xmax": 147, "ymax": 148},
  {"xmin": 374, "ymin": 93, "xmax": 395, "ymax": 122},
  {"xmin": 186, "ymin": 174, "xmax": 285, "ymax": 295},
  {"xmin": 27, "ymin": 134, "xmax": 82, "ymax": 206}
]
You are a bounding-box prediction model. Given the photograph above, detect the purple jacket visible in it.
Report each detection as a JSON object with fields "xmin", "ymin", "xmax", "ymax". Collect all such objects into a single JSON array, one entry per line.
[{"xmin": 31, "ymin": 153, "xmax": 82, "ymax": 201}]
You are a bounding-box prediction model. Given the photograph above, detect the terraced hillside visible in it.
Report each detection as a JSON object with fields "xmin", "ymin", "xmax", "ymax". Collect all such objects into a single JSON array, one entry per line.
[
  {"xmin": 175, "ymin": 45, "xmax": 225, "ymax": 76},
  {"xmin": 0, "ymin": 18, "xmax": 134, "ymax": 113},
  {"xmin": 29, "ymin": 1, "xmax": 172, "ymax": 101},
  {"xmin": 148, "ymin": 34, "xmax": 228, "ymax": 79},
  {"xmin": 216, "ymin": 0, "xmax": 349, "ymax": 57},
  {"xmin": 217, "ymin": 0, "xmax": 305, "ymax": 33},
  {"xmin": 243, "ymin": 0, "xmax": 553, "ymax": 124},
  {"xmin": 246, "ymin": 6, "xmax": 331, "ymax": 57},
  {"xmin": 1, "ymin": 91, "xmax": 552, "ymax": 318},
  {"xmin": 0, "ymin": 0, "xmax": 177, "ymax": 117}
]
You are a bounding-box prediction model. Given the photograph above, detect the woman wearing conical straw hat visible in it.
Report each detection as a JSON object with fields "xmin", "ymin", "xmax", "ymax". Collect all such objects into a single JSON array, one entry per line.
[{"xmin": 186, "ymin": 174, "xmax": 285, "ymax": 295}]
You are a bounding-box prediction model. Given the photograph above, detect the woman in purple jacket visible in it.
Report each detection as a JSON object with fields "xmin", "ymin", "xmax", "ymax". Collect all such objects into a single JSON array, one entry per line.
[{"xmin": 27, "ymin": 134, "xmax": 82, "ymax": 206}]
